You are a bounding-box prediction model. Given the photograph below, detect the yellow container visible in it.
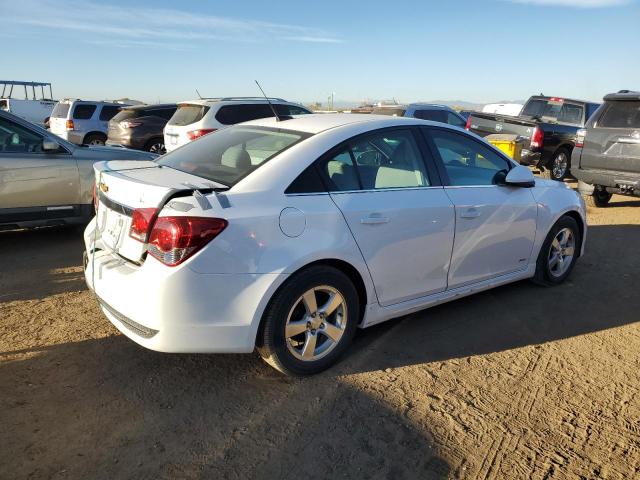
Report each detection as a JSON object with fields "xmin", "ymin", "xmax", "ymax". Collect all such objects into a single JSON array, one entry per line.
[{"xmin": 486, "ymin": 134, "xmax": 524, "ymax": 161}]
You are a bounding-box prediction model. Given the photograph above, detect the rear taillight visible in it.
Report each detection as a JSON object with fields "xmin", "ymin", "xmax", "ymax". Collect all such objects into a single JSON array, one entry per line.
[
  {"xmin": 530, "ymin": 127, "xmax": 544, "ymax": 149},
  {"xmin": 121, "ymin": 120, "xmax": 142, "ymax": 129},
  {"xmin": 66, "ymin": 119, "xmax": 74, "ymax": 130},
  {"xmin": 465, "ymin": 116, "xmax": 472, "ymax": 130},
  {"xmin": 186, "ymin": 128, "xmax": 216, "ymax": 141},
  {"xmin": 129, "ymin": 208, "xmax": 158, "ymax": 242},
  {"xmin": 147, "ymin": 217, "xmax": 227, "ymax": 267},
  {"xmin": 575, "ymin": 128, "xmax": 586, "ymax": 148}
]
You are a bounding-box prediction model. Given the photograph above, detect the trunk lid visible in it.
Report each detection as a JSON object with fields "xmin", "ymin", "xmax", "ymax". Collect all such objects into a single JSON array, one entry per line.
[{"xmin": 93, "ymin": 160, "xmax": 225, "ymax": 262}]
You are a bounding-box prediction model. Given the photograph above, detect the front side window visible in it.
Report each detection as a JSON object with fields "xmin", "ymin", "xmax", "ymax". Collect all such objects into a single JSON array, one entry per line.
[
  {"xmin": 598, "ymin": 101, "xmax": 640, "ymax": 129},
  {"xmin": 0, "ymin": 118, "xmax": 44, "ymax": 153},
  {"xmin": 157, "ymin": 126, "xmax": 306, "ymax": 186},
  {"xmin": 414, "ymin": 109, "xmax": 447, "ymax": 123},
  {"xmin": 276, "ymin": 104, "xmax": 311, "ymax": 116},
  {"xmin": 321, "ymin": 129, "xmax": 430, "ymax": 191},
  {"xmin": 428, "ymin": 129, "xmax": 510, "ymax": 186},
  {"xmin": 73, "ymin": 104, "xmax": 97, "ymax": 120}
]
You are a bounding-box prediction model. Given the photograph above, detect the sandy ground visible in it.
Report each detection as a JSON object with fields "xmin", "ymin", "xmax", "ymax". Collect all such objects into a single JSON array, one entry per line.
[{"xmin": 1, "ymin": 192, "xmax": 639, "ymax": 480}]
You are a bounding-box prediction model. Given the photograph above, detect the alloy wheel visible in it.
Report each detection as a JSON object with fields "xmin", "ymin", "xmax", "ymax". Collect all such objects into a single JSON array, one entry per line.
[
  {"xmin": 285, "ymin": 286, "xmax": 348, "ymax": 361},
  {"xmin": 149, "ymin": 142, "xmax": 166, "ymax": 155},
  {"xmin": 552, "ymin": 152, "xmax": 568, "ymax": 180},
  {"xmin": 548, "ymin": 227, "xmax": 575, "ymax": 278}
]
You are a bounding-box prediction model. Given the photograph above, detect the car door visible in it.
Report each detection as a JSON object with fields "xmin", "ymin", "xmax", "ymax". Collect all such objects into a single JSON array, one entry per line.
[
  {"xmin": 0, "ymin": 115, "xmax": 80, "ymax": 220},
  {"xmin": 422, "ymin": 127, "xmax": 537, "ymax": 289},
  {"xmin": 322, "ymin": 127, "xmax": 455, "ymax": 306},
  {"xmin": 580, "ymin": 100, "xmax": 640, "ymax": 174}
]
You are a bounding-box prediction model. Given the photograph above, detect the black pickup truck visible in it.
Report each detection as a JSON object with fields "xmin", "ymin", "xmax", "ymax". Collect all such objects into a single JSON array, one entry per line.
[{"xmin": 466, "ymin": 95, "xmax": 601, "ymax": 180}]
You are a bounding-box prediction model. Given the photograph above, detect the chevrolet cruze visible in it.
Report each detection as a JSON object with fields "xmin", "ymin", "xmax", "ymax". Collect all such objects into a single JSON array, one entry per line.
[{"xmin": 84, "ymin": 114, "xmax": 586, "ymax": 375}]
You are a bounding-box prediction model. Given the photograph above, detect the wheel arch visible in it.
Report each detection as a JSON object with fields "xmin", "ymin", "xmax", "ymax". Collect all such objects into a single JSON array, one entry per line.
[
  {"xmin": 253, "ymin": 258, "xmax": 369, "ymax": 348},
  {"xmin": 83, "ymin": 131, "xmax": 107, "ymax": 143},
  {"xmin": 562, "ymin": 210, "xmax": 585, "ymax": 257}
]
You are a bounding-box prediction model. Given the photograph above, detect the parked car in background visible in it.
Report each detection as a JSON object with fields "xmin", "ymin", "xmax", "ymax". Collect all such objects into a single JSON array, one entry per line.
[
  {"xmin": 0, "ymin": 110, "xmax": 155, "ymax": 230},
  {"xmin": 84, "ymin": 113, "xmax": 586, "ymax": 376},
  {"xmin": 571, "ymin": 90, "xmax": 640, "ymax": 207},
  {"xmin": 466, "ymin": 95, "xmax": 601, "ymax": 180},
  {"xmin": 163, "ymin": 97, "xmax": 311, "ymax": 152},
  {"xmin": 107, "ymin": 103, "xmax": 177, "ymax": 154},
  {"xmin": 372, "ymin": 103, "xmax": 468, "ymax": 128},
  {"xmin": 0, "ymin": 80, "xmax": 56, "ymax": 127},
  {"xmin": 482, "ymin": 103, "xmax": 523, "ymax": 117},
  {"xmin": 49, "ymin": 99, "xmax": 130, "ymax": 146}
]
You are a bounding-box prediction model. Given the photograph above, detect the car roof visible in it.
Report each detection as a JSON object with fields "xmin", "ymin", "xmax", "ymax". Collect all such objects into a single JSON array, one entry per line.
[
  {"xmin": 243, "ymin": 113, "xmax": 439, "ymax": 134},
  {"xmin": 406, "ymin": 103, "xmax": 454, "ymax": 110},
  {"xmin": 177, "ymin": 98, "xmax": 295, "ymax": 106},
  {"xmin": 603, "ymin": 90, "xmax": 640, "ymax": 102},
  {"xmin": 123, "ymin": 103, "xmax": 177, "ymax": 111}
]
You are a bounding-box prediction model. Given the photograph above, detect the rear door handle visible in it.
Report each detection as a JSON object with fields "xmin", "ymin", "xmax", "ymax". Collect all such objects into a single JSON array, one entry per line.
[
  {"xmin": 460, "ymin": 207, "xmax": 481, "ymax": 219},
  {"xmin": 361, "ymin": 213, "xmax": 390, "ymax": 225}
]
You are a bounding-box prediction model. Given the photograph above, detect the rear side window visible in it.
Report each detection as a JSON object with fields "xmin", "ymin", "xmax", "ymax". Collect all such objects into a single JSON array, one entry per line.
[
  {"xmin": 168, "ymin": 104, "xmax": 210, "ymax": 126},
  {"xmin": 275, "ymin": 104, "xmax": 311, "ymax": 116},
  {"xmin": 215, "ymin": 104, "xmax": 273, "ymax": 125},
  {"xmin": 73, "ymin": 104, "xmax": 97, "ymax": 120},
  {"xmin": 598, "ymin": 101, "xmax": 640, "ymax": 128},
  {"xmin": 52, "ymin": 103, "xmax": 70, "ymax": 118},
  {"xmin": 99, "ymin": 106, "xmax": 121, "ymax": 121},
  {"xmin": 320, "ymin": 129, "xmax": 430, "ymax": 191}
]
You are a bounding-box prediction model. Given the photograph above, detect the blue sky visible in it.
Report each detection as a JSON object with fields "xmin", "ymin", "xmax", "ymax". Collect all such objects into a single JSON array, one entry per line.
[{"xmin": 2, "ymin": 0, "xmax": 638, "ymax": 105}]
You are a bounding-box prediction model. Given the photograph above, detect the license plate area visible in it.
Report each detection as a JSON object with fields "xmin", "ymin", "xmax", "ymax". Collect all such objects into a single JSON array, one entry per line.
[{"xmin": 97, "ymin": 202, "xmax": 127, "ymax": 250}]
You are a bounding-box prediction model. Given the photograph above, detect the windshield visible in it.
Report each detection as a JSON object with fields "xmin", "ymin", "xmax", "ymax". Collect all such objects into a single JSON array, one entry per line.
[
  {"xmin": 157, "ymin": 126, "xmax": 308, "ymax": 186},
  {"xmin": 51, "ymin": 103, "xmax": 71, "ymax": 118}
]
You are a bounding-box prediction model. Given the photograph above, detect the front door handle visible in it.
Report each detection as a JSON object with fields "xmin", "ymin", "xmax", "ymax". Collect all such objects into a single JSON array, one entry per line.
[
  {"xmin": 460, "ymin": 207, "xmax": 481, "ymax": 219},
  {"xmin": 361, "ymin": 213, "xmax": 390, "ymax": 225}
]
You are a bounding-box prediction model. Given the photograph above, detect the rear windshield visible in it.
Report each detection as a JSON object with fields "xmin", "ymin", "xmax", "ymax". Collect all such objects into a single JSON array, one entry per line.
[
  {"xmin": 372, "ymin": 107, "xmax": 406, "ymax": 117},
  {"xmin": 168, "ymin": 104, "xmax": 210, "ymax": 126},
  {"xmin": 51, "ymin": 103, "xmax": 71, "ymax": 118},
  {"xmin": 598, "ymin": 101, "xmax": 640, "ymax": 129},
  {"xmin": 111, "ymin": 109, "xmax": 138, "ymax": 123},
  {"xmin": 157, "ymin": 126, "xmax": 308, "ymax": 186},
  {"xmin": 521, "ymin": 99, "xmax": 584, "ymax": 125}
]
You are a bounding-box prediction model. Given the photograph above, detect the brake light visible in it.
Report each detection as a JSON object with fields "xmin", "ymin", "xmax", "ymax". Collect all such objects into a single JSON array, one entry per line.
[
  {"xmin": 465, "ymin": 115, "xmax": 472, "ymax": 130},
  {"xmin": 575, "ymin": 128, "xmax": 586, "ymax": 148},
  {"xmin": 186, "ymin": 128, "xmax": 216, "ymax": 141},
  {"xmin": 530, "ymin": 127, "xmax": 544, "ymax": 149},
  {"xmin": 147, "ymin": 217, "xmax": 227, "ymax": 266},
  {"xmin": 66, "ymin": 119, "xmax": 74, "ymax": 130},
  {"xmin": 121, "ymin": 120, "xmax": 142, "ymax": 129},
  {"xmin": 549, "ymin": 97, "xmax": 564, "ymax": 103},
  {"xmin": 129, "ymin": 208, "xmax": 158, "ymax": 242}
]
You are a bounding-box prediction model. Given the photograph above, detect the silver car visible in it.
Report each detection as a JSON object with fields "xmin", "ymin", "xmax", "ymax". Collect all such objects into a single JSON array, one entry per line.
[{"xmin": 0, "ymin": 110, "xmax": 155, "ymax": 230}]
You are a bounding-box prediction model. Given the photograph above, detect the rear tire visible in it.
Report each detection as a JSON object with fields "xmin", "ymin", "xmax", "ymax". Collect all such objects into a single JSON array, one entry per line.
[
  {"xmin": 541, "ymin": 148, "xmax": 570, "ymax": 181},
  {"xmin": 583, "ymin": 188, "xmax": 612, "ymax": 208},
  {"xmin": 532, "ymin": 216, "xmax": 581, "ymax": 286},
  {"xmin": 257, "ymin": 265, "xmax": 359, "ymax": 376},
  {"xmin": 84, "ymin": 133, "xmax": 107, "ymax": 146}
]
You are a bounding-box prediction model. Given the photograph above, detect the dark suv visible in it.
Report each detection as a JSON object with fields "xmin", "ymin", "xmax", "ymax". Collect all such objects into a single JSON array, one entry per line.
[
  {"xmin": 107, "ymin": 103, "xmax": 177, "ymax": 154},
  {"xmin": 571, "ymin": 91, "xmax": 640, "ymax": 207}
]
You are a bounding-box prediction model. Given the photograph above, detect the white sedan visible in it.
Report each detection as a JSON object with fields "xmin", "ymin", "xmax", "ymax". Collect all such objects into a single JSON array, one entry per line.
[{"xmin": 84, "ymin": 114, "xmax": 586, "ymax": 375}]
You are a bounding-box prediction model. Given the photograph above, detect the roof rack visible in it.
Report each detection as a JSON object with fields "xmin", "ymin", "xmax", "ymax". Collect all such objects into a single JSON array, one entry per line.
[{"xmin": 1, "ymin": 80, "xmax": 53, "ymax": 100}]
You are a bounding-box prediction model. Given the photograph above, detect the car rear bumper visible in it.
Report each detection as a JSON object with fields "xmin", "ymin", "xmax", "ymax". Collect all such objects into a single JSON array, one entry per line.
[
  {"xmin": 518, "ymin": 149, "xmax": 542, "ymax": 167},
  {"xmin": 83, "ymin": 219, "xmax": 286, "ymax": 354},
  {"xmin": 52, "ymin": 130, "xmax": 85, "ymax": 145}
]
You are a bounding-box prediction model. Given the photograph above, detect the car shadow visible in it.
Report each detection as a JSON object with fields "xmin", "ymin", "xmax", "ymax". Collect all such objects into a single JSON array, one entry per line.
[
  {"xmin": 335, "ymin": 223, "xmax": 640, "ymax": 375},
  {"xmin": 0, "ymin": 227, "xmax": 86, "ymax": 303},
  {"xmin": 0, "ymin": 335, "xmax": 452, "ymax": 480}
]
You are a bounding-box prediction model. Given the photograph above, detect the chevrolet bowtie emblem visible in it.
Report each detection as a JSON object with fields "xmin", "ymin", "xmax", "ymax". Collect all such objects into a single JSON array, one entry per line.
[{"xmin": 99, "ymin": 182, "xmax": 109, "ymax": 193}]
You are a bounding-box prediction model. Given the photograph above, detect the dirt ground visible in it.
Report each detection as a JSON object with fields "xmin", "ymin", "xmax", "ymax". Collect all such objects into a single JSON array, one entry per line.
[{"xmin": 1, "ymin": 191, "xmax": 639, "ymax": 480}]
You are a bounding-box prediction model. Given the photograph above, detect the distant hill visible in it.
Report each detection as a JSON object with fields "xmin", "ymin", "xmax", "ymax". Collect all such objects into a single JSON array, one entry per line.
[{"xmin": 318, "ymin": 99, "xmax": 527, "ymax": 111}]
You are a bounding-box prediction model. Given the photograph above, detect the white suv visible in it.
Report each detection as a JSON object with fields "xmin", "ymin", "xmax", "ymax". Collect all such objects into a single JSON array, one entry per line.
[
  {"xmin": 49, "ymin": 99, "xmax": 130, "ymax": 146},
  {"xmin": 163, "ymin": 97, "xmax": 311, "ymax": 152}
]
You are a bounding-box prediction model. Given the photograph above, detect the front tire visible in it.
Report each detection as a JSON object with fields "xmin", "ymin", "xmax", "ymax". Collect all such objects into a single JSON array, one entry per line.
[
  {"xmin": 532, "ymin": 216, "xmax": 581, "ymax": 286},
  {"xmin": 257, "ymin": 266, "xmax": 359, "ymax": 376}
]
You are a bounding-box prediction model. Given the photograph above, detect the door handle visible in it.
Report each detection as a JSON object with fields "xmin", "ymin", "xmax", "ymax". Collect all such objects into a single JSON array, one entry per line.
[
  {"xmin": 460, "ymin": 207, "xmax": 481, "ymax": 219},
  {"xmin": 360, "ymin": 214, "xmax": 390, "ymax": 225}
]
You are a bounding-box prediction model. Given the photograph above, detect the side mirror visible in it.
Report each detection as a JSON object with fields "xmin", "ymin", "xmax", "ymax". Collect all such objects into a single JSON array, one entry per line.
[
  {"xmin": 504, "ymin": 165, "xmax": 535, "ymax": 188},
  {"xmin": 42, "ymin": 139, "xmax": 61, "ymax": 152}
]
